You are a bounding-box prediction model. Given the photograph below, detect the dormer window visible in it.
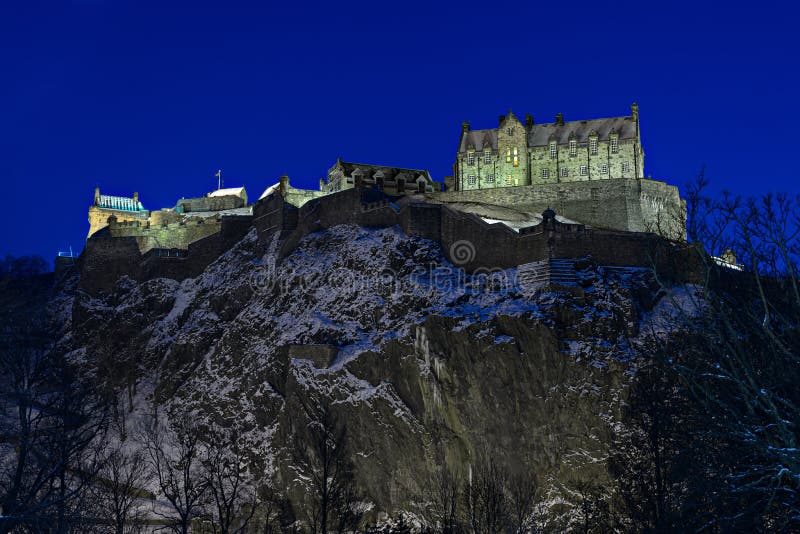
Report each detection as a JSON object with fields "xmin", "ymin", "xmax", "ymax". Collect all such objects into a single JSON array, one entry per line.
[
  {"xmin": 589, "ymin": 137, "xmax": 598, "ymax": 155},
  {"xmin": 467, "ymin": 152, "xmax": 475, "ymax": 165},
  {"xmin": 484, "ymin": 150, "xmax": 491, "ymax": 164},
  {"xmin": 513, "ymin": 147, "xmax": 519, "ymax": 167},
  {"xmin": 610, "ymin": 135, "xmax": 619, "ymax": 154},
  {"xmin": 569, "ymin": 139, "xmax": 577, "ymax": 157},
  {"xmin": 506, "ymin": 148, "xmax": 512, "ymax": 163},
  {"xmin": 549, "ymin": 142, "xmax": 557, "ymax": 159}
]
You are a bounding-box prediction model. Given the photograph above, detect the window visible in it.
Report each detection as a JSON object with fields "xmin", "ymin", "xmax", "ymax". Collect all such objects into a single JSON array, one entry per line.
[
  {"xmin": 506, "ymin": 148, "xmax": 511, "ymax": 163},
  {"xmin": 561, "ymin": 167, "xmax": 568, "ymax": 178},
  {"xmin": 541, "ymin": 169, "xmax": 550, "ymax": 179},
  {"xmin": 484, "ymin": 150, "xmax": 491, "ymax": 164},
  {"xmin": 467, "ymin": 174, "xmax": 476, "ymax": 185},
  {"xmin": 601, "ymin": 163, "xmax": 608, "ymax": 174},
  {"xmin": 507, "ymin": 127, "xmax": 514, "ymax": 135},
  {"xmin": 589, "ymin": 138, "xmax": 598, "ymax": 155},
  {"xmin": 467, "ymin": 152, "xmax": 475, "ymax": 165},
  {"xmin": 569, "ymin": 139, "xmax": 577, "ymax": 157},
  {"xmin": 580, "ymin": 165, "xmax": 588, "ymax": 176},
  {"xmin": 622, "ymin": 161, "xmax": 630, "ymax": 174},
  {"xmin": 506, "ymin": 174, "xmax": 513, "ymax": 185},
  {"xmin": 486, "ymin": 173, "xmax": 495, "ymax": 183},
  {"xmin": 513, "ymin": 147, "xmax": 519, "ymax": 167},
  {"xmin": 549, "ymin": 142, "xmax": 557, "ymax": 159},
  {"xmin": 611, "ymin": 137, "xmax": 619, "ymax": 154}
]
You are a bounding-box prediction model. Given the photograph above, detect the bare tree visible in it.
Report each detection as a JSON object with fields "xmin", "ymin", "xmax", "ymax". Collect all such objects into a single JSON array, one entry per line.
[
  {"xmin": 649, "ymin": 176, "xmax": 800, "ymax": 530},
  {"xmin": 140, "ymin": 415, "xmax": 207, "ymax": 534},
  {"xmin": 463, "ymin": 457, "xmax": 506, "ymax": 534},
  {"xmin": 426, "ymin": 467, "xmax": 461, "ymax": 534},
  {"xmin": 292, "ymin": 397, "xmax": 361, "ymax": 534},
  {"xmin": 94, "ymin": 442, "xmax": 150, "ymax": 534},
  {"xmin": 0, "ymin": 342, "xmax": 108, "ymax": 533},
  {"xmin": 506, "ymin": 469, "xmax": 539, "ymax": 534},
  {"xmin": 202, "ymin": 427, "xmax": 257, "ymax": 534}
]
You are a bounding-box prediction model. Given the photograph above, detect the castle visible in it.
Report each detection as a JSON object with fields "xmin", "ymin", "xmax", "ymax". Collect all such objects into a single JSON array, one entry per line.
[
  {"xmin": 450, "ymin": 105, "xmax": 644, "ymax": 191},
  {"xmin": 78, "ymin": 105, "xmax": 693, "ymax": 293}
]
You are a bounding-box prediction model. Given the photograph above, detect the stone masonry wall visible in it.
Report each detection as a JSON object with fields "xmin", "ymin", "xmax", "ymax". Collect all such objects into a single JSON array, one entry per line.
[
  {"xmin": 427, "ymin": 178, "xmax": 684, "ymax": 241},
  {"xmin": 109, "ymin": 217, "xmax": 223, "ymax": 253}
]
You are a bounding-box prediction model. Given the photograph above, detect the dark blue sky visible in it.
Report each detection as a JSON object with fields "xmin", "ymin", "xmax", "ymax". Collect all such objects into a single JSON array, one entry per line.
[{"xmin": 2, "ymin": 0, "xmax": 797, "ymax": 261}]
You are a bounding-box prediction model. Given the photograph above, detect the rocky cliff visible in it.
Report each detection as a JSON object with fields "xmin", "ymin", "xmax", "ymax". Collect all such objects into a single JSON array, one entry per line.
[{"xmin": 49, "ymin": 223, "xmax": 686, "ymax": 527}]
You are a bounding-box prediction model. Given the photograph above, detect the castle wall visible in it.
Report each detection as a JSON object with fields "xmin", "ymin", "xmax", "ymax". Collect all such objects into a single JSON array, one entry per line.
[
  {"xmin": 176, "ymin": 194, "xmax": 245, "ymax": 213},
  {"xmin": 427, "ymin": 178, "xmax": 684, "ymax": 241},
  {"xmin": 80, "ymin": 215, "xmax": 253, "ymax": 293},
  {"xmin": 109, "ymin": 216, "xmax": 223, "ymax": 253},
  {"xmin": 87, "ymin": 206, "xmax": 149, "ymax": 239}
]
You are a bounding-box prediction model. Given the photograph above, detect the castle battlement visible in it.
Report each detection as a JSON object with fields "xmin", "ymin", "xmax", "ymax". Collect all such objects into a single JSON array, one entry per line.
[{"xmin": 78, "ymin": 105, "xmax": 689, "ymax": 293}]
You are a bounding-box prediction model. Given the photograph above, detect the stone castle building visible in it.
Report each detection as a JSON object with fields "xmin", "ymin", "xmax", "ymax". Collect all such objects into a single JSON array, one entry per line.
[
  {"xmin": 321, "ymin": 159, "xmax": 437, "ymax": 195},
  {"xmin": 88, "ymin": 186, "xmax": 251, "ymax": 254},
  {"xmin": 87, "ymin": 188, "xmax": 149, "ymax": 238},
  {"xmin": 452, "ymin": 104, "xmax": 644, "ymax": 191},
  {"xmin": 80, "ymin": 106, "xmax": 689, "ymax": 292}
]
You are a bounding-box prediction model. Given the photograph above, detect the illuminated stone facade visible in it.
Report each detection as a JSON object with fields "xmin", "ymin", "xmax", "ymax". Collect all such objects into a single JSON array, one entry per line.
[
  {"xmin": 454, "ymin": 104, "xmax": 644, "ymax": 191},
  {"xmin": 322, "ymin": 159, "xmax": 437, "ymax": 195}
]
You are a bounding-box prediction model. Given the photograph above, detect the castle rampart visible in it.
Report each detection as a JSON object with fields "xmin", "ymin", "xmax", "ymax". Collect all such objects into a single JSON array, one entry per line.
[{"xmin": 426, "ymin": 177, "xmax": 685, "ymax": 241}]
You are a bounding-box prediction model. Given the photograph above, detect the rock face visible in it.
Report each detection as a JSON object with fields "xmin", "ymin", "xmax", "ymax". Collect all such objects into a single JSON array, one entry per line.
[{"xmin": 55, "ymin": 224, "xmax": 670, "ymax": 522}]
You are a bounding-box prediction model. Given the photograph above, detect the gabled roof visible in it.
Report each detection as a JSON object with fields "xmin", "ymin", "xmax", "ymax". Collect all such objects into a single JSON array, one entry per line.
[
  {"xmin": 459, "ymin": 129, "xmax": 498, "ymax": 152},
  {"xmin": 335, "ymin": 160, "xmax": 434, "ymax": 183},
  {"xmin": 457, "ymin": 114, "xmax": 637, "ymax": 152},
  {"xmin": 208, "ymin": 186, "xmax": 246, "ymax": 198},
  {"xmin": 527, "ymin": 116, "xmax": 636, "ymax": 146}
]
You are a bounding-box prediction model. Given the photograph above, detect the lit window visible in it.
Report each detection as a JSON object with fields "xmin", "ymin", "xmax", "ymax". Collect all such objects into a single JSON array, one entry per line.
[
  {"xmin": 590, "ymin": 138, "xmax": 598, "ymax": 155},
  {"xmin": 561, "ymin": 167, "xmax": 568, "ymax": 177},
  {"xmin": 549, "ymin": 142, "xmax": 557, "ymax": 159},
  {"xmin": 513, "ymin": 148, "xmax": 519, "ymax": 167},
  {"xmin": 611, "ymin": 137, "xmax": 619, "ymax": 154},
  {"xmin": 484, "ymin": 150, "xmax": 491, "ymax": 164},
  {"xmin": 506, "ymin": 174, "xmax": 513, "ymax": 185},
  {"xmin": 569, "ymin": 139, "xmax": 577, "ymax": 157},
  {"xmin": 541, "ymin": 169, "xmax": 550, "ymax": 179},
  {"xmin": 467, "ymin": 174, "xmax": 477, "ymax": 185},
  {"xmin": 506, "ymin": 148, "xmax": 511, "ymax": 163},
  {"xmin": 467, "ymin": 152, "xmax": 475, "ymax": 165},
  {"xmin": 601, "ymin": 163, "xmax": 608, "ymax": 174},
  {"xmin": 580, "ymin": 165, "xmax": 588, "ymax": 176},
  {"xmin": 622, "ymin": 161, "xmax": 630, "ymax": 173},
  {"xmin": 486, "ymin": 173, "xmax": 495, "ymax": 183}
]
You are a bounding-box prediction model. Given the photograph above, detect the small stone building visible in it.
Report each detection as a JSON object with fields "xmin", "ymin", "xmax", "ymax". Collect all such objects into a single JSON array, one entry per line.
[
  {"xmin": 87, "ymin": 187, "xmax": 149, "ymax": 238},
  {"xmin": 321, "ymin": 158, "xmax": 437, "ymax": 195},
  {"xmin": 175, "ymin": 187, "xmax": 248, "ymax": 213},
  {"xmin": 453, "ymin": 104, "xmax": 644, "ymax": 191}
]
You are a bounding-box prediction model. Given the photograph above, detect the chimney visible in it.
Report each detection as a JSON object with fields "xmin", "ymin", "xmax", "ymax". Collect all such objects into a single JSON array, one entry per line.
[
  {"xmin": 555, "ymin": 113, "xmax": 564, "ymax": 125},
  {"xmin": 279, "ymin": 175, "xmax": 289, "ymax": 195},
  {"xmin": 525, "ymin": 113, "xmax": 534, "ymax": 127},
  {"xmin": 133, "ymin": 191, "xmax": 139, "ymax": 203},
  {"xmin": 462, "ymin": 121, "xmax": 470, "ymax": 133},
  {"xmin": 498, "ymin": 114, "xmax": 506, "ymax": 125},
  {"xmin": 94, "ymin": 187, "xmax": 101, "ymax": 205},
  {"xmin": 631, "ymin": 102, "xmax": 639, "ymax": 120}
]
